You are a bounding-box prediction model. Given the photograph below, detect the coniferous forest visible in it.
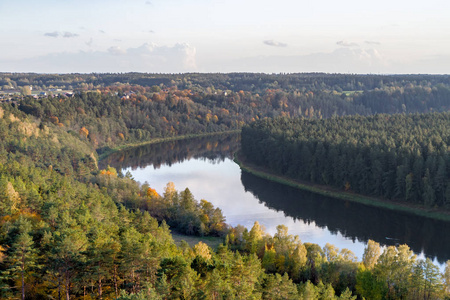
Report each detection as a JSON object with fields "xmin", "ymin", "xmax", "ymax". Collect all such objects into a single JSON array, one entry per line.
[
  {"xmin": 0, "ymin": 73, "xmax": 450, "ymax": 299},
  {"xmin": 241, "ymin": 113, "xmax": 450, "ymax": 208}
]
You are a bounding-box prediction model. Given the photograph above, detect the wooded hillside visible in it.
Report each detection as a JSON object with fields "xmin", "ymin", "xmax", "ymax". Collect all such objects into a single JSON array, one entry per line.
[{"xmin": 241, "ymin": 113, "xmax": 450, "ymax": 208}]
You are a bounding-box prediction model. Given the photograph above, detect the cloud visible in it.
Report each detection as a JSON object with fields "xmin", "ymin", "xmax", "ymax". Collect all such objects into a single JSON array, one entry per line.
[
  {"xmin": 145, "ymin": 1, "xmax": 152, "ymax": 4},
  {"xmin": 85, "ymin": 38, "xmax": 93, "ymax": 47},
  {"xmin": 107, "ymin": 46, "xmax": 126, "ymax": 55},
  {"xmin": 0, "ymin": 43, "xmax": 197, "ymax": 73},
  {"xmin": 44, "ymin": 31, "xmax": 59, "ymax": 38},
  {"xmin": 99, "ymin": 30, "xmax": 106, "ymax": 34},
  {"xmin": 44, "ymin": 31, "xmax": 79, "ymax": 38},
  {"xmin": 336, "ymin": 40, "xmax": 359, "ymax": 47},
  {"xmin": 365, "ymin": 40, "xmax": 381, "ymax": 45},
  {"xmin": 263, "ymin": 40, "xmax": 287, "ymax": 47},
  {"xmin": 63, "ymin": 32, "xmax": 79, "ymax": 38}
]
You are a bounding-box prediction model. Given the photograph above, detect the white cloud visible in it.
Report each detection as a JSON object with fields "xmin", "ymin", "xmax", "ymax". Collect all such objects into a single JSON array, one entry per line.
[
  {"xmin": 365, "ymin": 41, "xmax": 381, "ymax": 45},
  {"xmin": 107, "ymin": 46, "xmax": 126, "ymax": 55},
  {"xmin": 263, "ymin": 40, "xmax": 288, "ymax": 47},
  {"xmin": 336, "ymin": 40, "xmax": 359, "ymax": 47},
  {"xmin": 44, "ymin": 31, "xmax": 59, "ymax": 38},
  {"xmin": 0, "ymin": 43, "xmax": 197, "ymax": 73},
  {"xmin": 85, "ymin": 38, "xmax": 93, "ymax": 47},
  {"xmin": 44, "ymin": 31, "xmax": 79, "ymax": 38},
  {"xmin": 63, "ymin": 32, "xmax": 79, "ymax": 38}
]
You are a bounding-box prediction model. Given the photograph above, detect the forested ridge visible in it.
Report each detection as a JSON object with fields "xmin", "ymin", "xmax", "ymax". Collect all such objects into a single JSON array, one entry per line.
[
  {"xmin": 10, "ymin": 73, "xmax": 450, "ymax": 156},
  {"xmin": 4, "ymin": 73, "xmax": 450, "ymax": 130},
  {"xmin": 241, "ymin": 113, "xmax": 450, "ymax": 208},
  {"xmin": 1, "ymin": 73, "xmax": 450, "ymax": 299},
  {"xmin": 3, "ymin": 72, "xmax": 450, "ymax": 94}
]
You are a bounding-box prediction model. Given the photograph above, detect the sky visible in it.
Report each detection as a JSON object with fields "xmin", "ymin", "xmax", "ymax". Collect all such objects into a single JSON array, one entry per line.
[{"xmin": 1, "ymin": 0, "xmax": 450, "ymax": 74}]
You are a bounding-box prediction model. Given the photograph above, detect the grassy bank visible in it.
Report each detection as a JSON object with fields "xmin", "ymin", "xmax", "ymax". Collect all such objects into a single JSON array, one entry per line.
[
  {"xmin": 97, "ymin": 130, "xmax": 241, "ymax": 161},
  {"xmin": 234, "ymin": 152, "xmax": 450, "ymax": 222},
  {"xmin": 171, "ymin": 232, "xmax": 225, "ymax": 250}
]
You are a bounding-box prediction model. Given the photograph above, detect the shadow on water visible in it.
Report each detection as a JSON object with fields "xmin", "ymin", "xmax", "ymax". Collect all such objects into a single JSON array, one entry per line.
[
  {"xmin": 240, "ymin": 170, "xmax": 450, "ymax": 264},
  {"xmin": 99, "ymin": 133, "xmax": 241, "ymax": 171}
]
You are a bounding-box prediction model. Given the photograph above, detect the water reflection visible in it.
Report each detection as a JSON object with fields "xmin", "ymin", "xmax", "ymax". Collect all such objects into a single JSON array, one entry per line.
[
  {"xmin": 100, "ymin": 133, "xmax": 240, "ymax": 170},
  {"xmin": 241, "ymin": 171, "xmax": 450, "ymax": 264}
]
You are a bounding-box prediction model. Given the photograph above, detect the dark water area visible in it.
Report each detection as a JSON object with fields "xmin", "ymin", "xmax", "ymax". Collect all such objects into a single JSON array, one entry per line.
[
  {"xmin": 108, "ymin": 133, "xmax": 450, "ymax": 265},
  {"xmin": 241, "ymin": 171, "xmax": 450, "ymax": 264},
  {"xmin": 99, "ymin": 133, "xmax": 240, "ymax": 171}
]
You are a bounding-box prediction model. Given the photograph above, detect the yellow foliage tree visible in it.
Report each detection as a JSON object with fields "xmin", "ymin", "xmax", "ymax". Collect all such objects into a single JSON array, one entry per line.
[
  {"xmin": 193, "ymin": 242, "xmax": 211, "ymax": 261},
  {"xmin": 0, "ymin": 245, "xmax": 5, "ymax": 262},
  {"xmin": 6, "ymin": 182, "xmax": 21, "ymax": 214}
]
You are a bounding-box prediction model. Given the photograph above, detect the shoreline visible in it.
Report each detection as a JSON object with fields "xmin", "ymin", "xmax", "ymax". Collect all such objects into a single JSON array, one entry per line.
[{"xmin": 234, "ymin": 152, "xmax": 450, "ymax": 222}]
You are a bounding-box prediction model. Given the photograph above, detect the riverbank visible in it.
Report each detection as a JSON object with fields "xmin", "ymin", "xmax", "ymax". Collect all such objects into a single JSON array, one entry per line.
[
  {"xmin": 234, "ymin": 152, "xmax": 450, "ymax": 222},
  {"xmin": 97, "ymin": 130, "xmax": 241, "ymax": 161}
]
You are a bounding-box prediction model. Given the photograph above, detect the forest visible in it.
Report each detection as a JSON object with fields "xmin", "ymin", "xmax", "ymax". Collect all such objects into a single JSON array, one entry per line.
[
  {"xmin": 241, "ymin": 113, "xmax": 450, "ymax": 208},
  {"xmin": 3, "ymin": 72, "xmax": 450, "ymax": 95},
  {"xmin": 0, "ymin": 73, "xmax": 450, "ymax": 299}
]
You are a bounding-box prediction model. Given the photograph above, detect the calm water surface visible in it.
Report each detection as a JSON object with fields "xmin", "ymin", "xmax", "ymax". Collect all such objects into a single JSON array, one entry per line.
[{"xmin": 103, "ymin": 134, "xmax": 450, "ymax": 264}]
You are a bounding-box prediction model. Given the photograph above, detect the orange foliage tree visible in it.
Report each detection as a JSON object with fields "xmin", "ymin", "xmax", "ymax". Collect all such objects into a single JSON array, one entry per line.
[{"xmin": 79, "ymin": 127, "xmax": 89, "ymax": 138}]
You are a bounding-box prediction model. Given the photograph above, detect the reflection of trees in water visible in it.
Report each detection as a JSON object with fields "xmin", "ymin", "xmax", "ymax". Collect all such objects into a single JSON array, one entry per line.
[
  {"xmin": 240, "ymin": 171, "xmax": 450, "ymax": 264},
  {"xmin": 99, "ymin": 133, "xmax": 240, "ymax": 171}
]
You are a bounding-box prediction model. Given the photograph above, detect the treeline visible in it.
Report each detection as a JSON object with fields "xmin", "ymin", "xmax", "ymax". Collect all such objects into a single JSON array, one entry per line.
[
  {"xmin": 4, "ymin": 73, "xmax": 450, "ymax": 125},
  {"xmin": 241, "ymin": 113, "xmax": 450, "ymax": 208},
  {"xmin": 3, "ymin": 72, "xmax": 450, "ymax": 93},
  {"xmin": 354, "ymin": 85, "xmax": 450, "ymax": 113},
  {"xmin": 10, "ymin": 81, "xmax": 450, "ymax": 154},
  {"xmin": 228, "ymin": 222, "xmax": 450, "ymax": 300}
]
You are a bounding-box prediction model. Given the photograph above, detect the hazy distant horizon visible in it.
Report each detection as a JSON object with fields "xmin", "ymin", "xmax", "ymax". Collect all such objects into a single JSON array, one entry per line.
[
  {"xmin": 1, "ymin": 0, "xmax": 450, "ymax": 74},
  {"xmin": 1, "ymin": 70, "xmax": 449, "ymax": 76}
]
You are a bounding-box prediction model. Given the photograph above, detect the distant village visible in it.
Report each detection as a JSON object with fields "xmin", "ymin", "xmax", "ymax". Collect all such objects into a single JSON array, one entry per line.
[{"xmin": 0, "ymin": 86, "xmax": 74, "ymax": 104}]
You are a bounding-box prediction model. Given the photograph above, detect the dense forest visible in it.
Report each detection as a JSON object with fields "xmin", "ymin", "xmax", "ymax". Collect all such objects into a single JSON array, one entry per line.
[
  {"xmin": 241, "ymin": 113, "xmax": 450, "ymax": 208},
  {"xmin": 1, "ymin": 73, "xmax": 450, "ymax": 299},
  {"xmin": 3, "ymin": 72, "xmax": 450, "ymax": 94},
  {"xmin": 4, "ymin": 72, "xmax": 448, "ymax": 157},
  {"xmin": 3, "ymin": 73, "xmax": 450, "ymax": 127}
]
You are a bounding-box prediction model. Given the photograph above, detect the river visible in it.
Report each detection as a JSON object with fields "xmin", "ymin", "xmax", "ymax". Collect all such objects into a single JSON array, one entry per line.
[{"xmin": 101, "ymin": 133, "xmax": 450, "ymax": 265}]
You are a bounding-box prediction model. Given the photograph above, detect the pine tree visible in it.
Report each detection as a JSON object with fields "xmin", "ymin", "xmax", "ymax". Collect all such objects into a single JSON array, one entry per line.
[{"xmin": 5, "ymin": 232, "xmax": 39, "ymax": 300}]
